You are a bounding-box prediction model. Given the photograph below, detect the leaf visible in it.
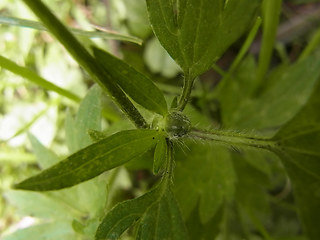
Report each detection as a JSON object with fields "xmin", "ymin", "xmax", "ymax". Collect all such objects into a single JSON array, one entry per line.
[
  {"xmin": 136, "ymin": 188, "xmax": 188, "ymax": 240},
  {"xmin": 65, "ymin": 84, "xmax": 102, "ymax": 153},
  {"xmin": 14, "ymin": 129, "xmax": 159, "ymax": 191},
  {"xmin": 153, "ymin": 136, "xmax": 167, "ymax": 174},
  {"xmin": 146, "ymin": 0, "xmax": 260, "ymax": 78},
  {"xmin": 174, "ymin": 142, "xmax": 236, "ymax": 223},
  {"xmin": 185, "ymin": 203, "xmax": 223, "ymax": 240},
  {"xmin": 93, "ymin": 47, "xmax": 168, "ymax": 116},
  {"xmin": 143, "ymin": 37, "xmax": 181, "ymax": 78},
  {"xmin": 122, "ymin": 0, "xmax": 152, "ymax": 39},
  {"xmin": 218, "ymin": 53, "xmax": 320, "ymax": 135},
  {"xmin": 74, "ymin": 84, "xmax": 102, "ymax": 149},
  {"xmin": 95, "ymin": 183, "xmax": 188, "ymax": 240},
  {"xmin": 2, "ymin": 221, "xmax": 77, "ymax": 240},
  {"xmin": 0, "ymin": 54, "xmax": 81, "ymax": 102},
  {"xmin": 0, "ymin": 15, "xmax": 143, "ymax": 45},
  {"xmin": 272, "ymin": 78, "xmax": 320, "ymax": 240},
  {"xmin": 21, "ymin": 0, "xmax": 147, "ymax": 128},
  {"xmin": 28, "ymin": 133, "xmax": 59, "ymax": 169},
  {"xmin": 4, "ymin": 190, "xmax": 81, "ymax": 219}
]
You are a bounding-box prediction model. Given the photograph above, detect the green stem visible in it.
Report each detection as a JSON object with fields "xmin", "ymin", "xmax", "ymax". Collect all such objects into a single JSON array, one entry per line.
[
  {"xmin": 22, "ymin": 0, "xmax": 147, "ymax": 129},
  {"xmin": 177, "ymin": 71, "xmax": 194, "ymax": 111},
  {"xmin": 189, "ymin": 128, "xmax": 275, "ymax": 150},
  {"xmin": 255, "ymin": 0, "xmax": 282, "ymax": 94}
]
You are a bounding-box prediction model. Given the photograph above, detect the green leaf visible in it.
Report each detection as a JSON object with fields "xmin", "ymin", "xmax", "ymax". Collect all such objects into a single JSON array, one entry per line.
[
  {"xmin": 143, "ymin": 37, "xmax": 181, "ymax": 78},
  {"xmin": 272, "ymin": 79, "xmax": 320, "ymax": 240},
  {"xmin": 136, "ymin": 188, "xmax": 188, "ymax": 240},
  {"xmin": 174, "ymin": 142, "xmax": 236, "ymax": 223},
  {"xmin": 65, "ymin": 84, "xmax": 102, "ymax": 153},
  {"xmin": 153, "ymin": 136, "xmax": 167, "ymax": 174},
  {"xmin": 4, "ymin": 190, "xmax": 81, "ymax": 219},
  {"xmin": 0, "ymin": 15, "xmax": 143, "ymax": 45},
  {"xmin": 219, "ymin": 53, "xmax": 320, "ymax": 134},
  {"xmin": 95, "ymin": 183, "xmax": 188, "ymax": 240},
  {"xmin": 28, "ymin": 133, "xmax": 59, "ymax": 169},
  {"xmin": 185, "ymin": 204, "xmax": 223, "ymax": 240},
  {"xmin": 2, "ymin": 222, "xmax": 77, "ymax": 240},
  {"xmin": 74, "ymin": 85, "xmax": 102, "ymax": 149},
  {"xmin": 146, "ymin": 0, "xmax": 260, "ymax": 78},
  {"xmin": 0, "ymin": 55, "xmax": 81, "ymax": 102},
  {"xmin": 87, "ymin": 129, "xmax": 108, "ymax": 142},
  {"xmin": 14, "ymin": 129, "xmax": 159, "ymax": 191},
  {"xmin": 21, "ymin": 0, "xmax": 147, "ymax": 128},
  {"xmin": 93, "ymin": 47, "xmax": 168, "ymax": 116}
]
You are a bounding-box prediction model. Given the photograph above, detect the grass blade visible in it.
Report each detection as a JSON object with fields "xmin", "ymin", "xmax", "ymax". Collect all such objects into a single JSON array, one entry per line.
[
  {"xmin": 0, "ymin": 55, "xmax": 81, "ymax": 102},
  {"xmin": 0, "ymin": 15, "xmax": 142, "ymax": 45},
  {"xmin": 21, "ymin": 0, "xmax": 147, "ymax": 128}
]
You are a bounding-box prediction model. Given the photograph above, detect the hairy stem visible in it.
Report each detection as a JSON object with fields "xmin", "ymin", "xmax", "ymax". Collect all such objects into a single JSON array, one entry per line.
[
  {"xmin": 189, "ymin": 128, "xmax": 276, "ymax": 150},
  {"xmin": 177, "ymin": 71, "xmax": 195, "ymax": 111}
]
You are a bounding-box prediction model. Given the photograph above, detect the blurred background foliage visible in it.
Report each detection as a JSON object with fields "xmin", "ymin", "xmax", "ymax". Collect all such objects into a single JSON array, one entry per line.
[{"xmin": 1, "ymin": 0, "xmax": 320, "ymax": 239}]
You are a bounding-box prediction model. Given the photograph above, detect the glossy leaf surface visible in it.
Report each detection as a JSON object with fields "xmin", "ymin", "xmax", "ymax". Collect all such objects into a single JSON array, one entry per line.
[
  {"xmin": 93, "ymin": 47, "xmax": 168, "ymax": 116},
  {"xmin": 15, "ymin": 130, "xmax": 159, "ymax": 191},
  {"xmin": 146, "ymin": 0, "xmax": 260, "ymax": 78}
]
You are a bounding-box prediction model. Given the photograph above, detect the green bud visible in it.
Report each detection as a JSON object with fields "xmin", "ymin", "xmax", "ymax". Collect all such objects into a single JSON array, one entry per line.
[{"xmin": 164, "ymin": 111, "xmax": 191, "ymax": 138}]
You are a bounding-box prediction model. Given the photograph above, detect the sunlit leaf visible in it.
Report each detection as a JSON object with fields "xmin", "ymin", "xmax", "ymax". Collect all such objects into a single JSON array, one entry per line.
[
  {"xmin": 14, "ymin": 130, "xmax": 159, "ymax": 191},
  {"xmin": 2, "ymin": 221, "xmax": 77, "ymax": 240},
  {"xmin": 146, "ymin": 0, "xmax": 260, "ymax": 77},
  {"xmin": 0, "ymin": 15, "xmax": 143, "ymax": 45},
  {"xmin": 28, "ymin": 133, "xmax": 59, "ymax": 169},
  {"xmin": 21, "ymin": 0, "xmax": 147, "ymax": 128},
  {"xmin": 93, "ymin": 47, "xmax": 168, "ymax": 116},
  {"xmin": 0, "ymin": 55, "xmax": 81, "ymax": 102}
]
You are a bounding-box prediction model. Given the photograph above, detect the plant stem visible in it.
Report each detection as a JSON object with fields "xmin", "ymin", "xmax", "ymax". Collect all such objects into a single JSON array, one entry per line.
[
  {"xmin": 255, "ymin": 0, "xmax": 282, "ymax": 94},
  {"xmin": 189, "ymin": 128, "xmax": 275, "ymax": 150},
  {"xmin": 22, "ymin": 0, "xmax": 147, "ymax": 129},
  {"xmin": 177, "ymin": 71, "xmax": 194, "ymax": 111}
]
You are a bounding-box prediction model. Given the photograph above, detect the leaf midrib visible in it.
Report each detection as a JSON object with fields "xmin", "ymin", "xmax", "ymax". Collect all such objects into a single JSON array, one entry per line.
[{"xmin": 20, "ymin": 132, "xmax": 156, "ymax": 188}]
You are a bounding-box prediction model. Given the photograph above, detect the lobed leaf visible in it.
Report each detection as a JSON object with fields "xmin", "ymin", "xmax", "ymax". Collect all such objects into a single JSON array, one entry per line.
[
  {"xmin": 95, "ymin": 182, "xmax": 188, "ymax": 240},
  {"xmin": 136, "ymin": 188, "xmax": 188, "ymax": 240},
  {"xmin": 218, "ymin": 53, "xmax": 320, "ymax": 135},
  {"xmin": 146, "ymin": 0, "xmax": 260, "ymax": 78},
  {"xmin": 14, "ymin": 130, "xmax": 159, "ymax": 191},
  {"xmin": 93, "ymin": 47, "xmax": 168, "ymax": 116},
  {"xmin": 174, "ymin": 142, "xmax": 236, "ymax": 223},
  {"xmin": 95, "ymin": 187, "xmax": 159, "ymax": 240},
  {"xmin": 272, "ymin": 77, "xmax": 320, "ymax": 240},
  {"xmin": 28, "ymin": 133, "xmax": 60, "ymax": 169}
]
